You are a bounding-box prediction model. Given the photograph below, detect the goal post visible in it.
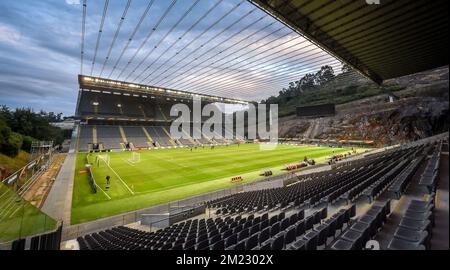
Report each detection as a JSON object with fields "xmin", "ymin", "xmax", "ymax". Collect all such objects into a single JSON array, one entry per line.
[
  {"xmin": 96, "ymin": 154, "xmax": 110, "ymax": 167},
  {"xmin": 129, "ymin": 152, "xmax": 141, "ymax": 164}
]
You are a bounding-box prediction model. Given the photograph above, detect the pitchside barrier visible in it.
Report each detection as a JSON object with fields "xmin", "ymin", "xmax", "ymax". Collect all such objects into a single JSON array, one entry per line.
[
  {"xmin": 60, "ymin": 132, "xmax": 450, "ymax": 241},
  {"xmin": 61, "ymin": 134, "xmax": 450, "ymax": 240},
  {"xmin": 60, "ymin": 159, "xmax": 338, "ymax": 241},
  {"xmin": 61, "ymin": 171, "xmax": 300, "ymax": 240}
]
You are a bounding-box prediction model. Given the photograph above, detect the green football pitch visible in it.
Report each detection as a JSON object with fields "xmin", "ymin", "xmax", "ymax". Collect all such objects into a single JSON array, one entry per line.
[{"xmin": 71, "ymin": 143, "xmax": 352, "ymax": 224}]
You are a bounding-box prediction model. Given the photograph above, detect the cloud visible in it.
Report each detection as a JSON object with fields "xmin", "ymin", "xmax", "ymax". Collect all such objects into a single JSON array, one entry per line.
[
  {"xmin": 65, "ymin": 0, "xmax": 81, "ymax": 5},
  {"xmin": 0, "ymin": 24, "xmax": 22, "ymax": 45},
  {"xmin": 0, "ymin": 0, "xmax": 339, "ymax": 115}
]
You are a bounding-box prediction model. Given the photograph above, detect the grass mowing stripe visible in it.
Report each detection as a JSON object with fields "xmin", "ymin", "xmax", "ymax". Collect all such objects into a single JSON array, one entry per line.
[
  {"xmin": 105, "ymin": 145, "xmax": 345, "ymax": 192},
  {"xmin": 71, "ymin": 144, "xmax": 354, "ymax": 224},
  {"xmin": 102, "ymin": 159, "xmax": 134, "ymax": 195}
]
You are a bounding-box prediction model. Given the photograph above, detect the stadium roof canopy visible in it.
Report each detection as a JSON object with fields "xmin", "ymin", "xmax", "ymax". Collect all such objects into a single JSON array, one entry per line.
[
  {"xmin": 78, "ymin": 0, "xmax": 347, "ymax": 102},
  {"xmin": 250, "ymin": 0, "xmax": 449, "ymax": 84},
  {"xmin": 78, "ymin": 75, "xmax": 249, "ymax": 105}
]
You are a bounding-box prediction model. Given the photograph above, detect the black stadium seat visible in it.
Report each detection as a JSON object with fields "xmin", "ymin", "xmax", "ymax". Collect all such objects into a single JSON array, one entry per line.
[
  {"xmin": 259, "ymin": 227, "xmax": 270, "ymax": 244},
  {"xmin": 74, "ymin": 139, "xmax": 446, "ymax": 251},
  {"xmin": 211, "ymin": 240, "xmax": 225, "ymax": 250},
  {"xmin": 225, "ymin": 234, "xmax": 237, "ymax": 248},
  {"xmin": 245, "ymin": 234, "xmax": 259, "ymax": 250},
  {"xmin": 271, "ymin": 233, "xmax": 285, "ymax": 250},
  {"xmin": 270, "ymin": 222, "xmax": 280, "ymax": 237}
]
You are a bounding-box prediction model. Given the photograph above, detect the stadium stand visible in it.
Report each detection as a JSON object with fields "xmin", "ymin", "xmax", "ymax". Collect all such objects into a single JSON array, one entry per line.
[
  {"xmin": 207, "ymin": 145, "xmax": 421, "ymax": 215},
  {"xmin": 418, "ymin": 151, "xmax": 441, "ymax": 194},
  {"xmin": 96, "ymin": 126, "xmax": 123, "ymax": 150},
  {"xmin": 386, "ymin": 195, "xmax": 435, "ymax": 250},
  {"xmin": 388, "ymin": 156, "xmax": 426, "ymax": 200},
  {"xmin": 75, "ymin": 87, "xmax": 231, "ymax": 151},
  {"xmin": 69, "ymin": 75, "xmax": 448, "ymax": 251},
  {"xmin": 330, "ymin": 200, "xmax": 391, "ymax": 250},
  {"xmin": 76, "ymin": 123, "xmax": 224, "ymax": 151},
  {"xmin": 177, "ymin": 129, "xmax": 197, "ymax": 146},
  {"xmin": 77, "ymin": 206, "xmax": 342, "ymax": 250},
  {"xmin": 146, "ymin": 127, "xmax": 173, "ymax": 147},
  {"xmin": 78, "ymin": 91, "xmax": 165, "ymax": 119},
  {"xmin": 78, "ymin": 125, "xmax": 93, "ymax": 152},
  {"xmin": 122, "ymin": 126, "xmax": 151, "ymax": 148},
  {"xmin": 75, "ymin": 135, "xmax": 447, "ymax": 250}
]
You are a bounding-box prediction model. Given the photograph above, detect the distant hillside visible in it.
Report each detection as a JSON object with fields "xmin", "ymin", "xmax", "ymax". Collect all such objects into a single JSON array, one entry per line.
[
  {"xmin": 278, "ymin": 66, "xmax": 449, "ymax": 146},
  {"xmin": 263, "ymin": 68, "xmax": 404, "ymax": 117}
]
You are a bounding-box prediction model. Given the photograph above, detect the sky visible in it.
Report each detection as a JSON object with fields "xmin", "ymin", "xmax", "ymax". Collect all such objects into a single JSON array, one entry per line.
[{"xmin": 0, "ymin": 0, "xmax": 341, "ymax": 116}]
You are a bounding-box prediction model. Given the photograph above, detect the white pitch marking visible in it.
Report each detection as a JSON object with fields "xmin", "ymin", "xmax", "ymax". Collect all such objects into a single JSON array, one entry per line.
[
  {"xmin": 102, "ymin": 158, "xmax": 134, "ymax": 195},
  {"xmin": 121, "ymin": 158, "xmax": 135, "ymax": 167},
  {"xmin": 96, "ymin": 184, "xmax": 111, "ymax": 200}
]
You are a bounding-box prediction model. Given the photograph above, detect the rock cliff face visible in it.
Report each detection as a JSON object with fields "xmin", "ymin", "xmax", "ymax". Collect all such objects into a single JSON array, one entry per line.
[{"xmin": 278, "ymin": 66, "xmax": 449, "ymax": 146}]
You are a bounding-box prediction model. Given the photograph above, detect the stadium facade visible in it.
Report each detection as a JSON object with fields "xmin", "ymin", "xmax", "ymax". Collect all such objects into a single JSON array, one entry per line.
[{"xmin": 75, "ymin": 75, "xmax": 250, "ymax": 152}]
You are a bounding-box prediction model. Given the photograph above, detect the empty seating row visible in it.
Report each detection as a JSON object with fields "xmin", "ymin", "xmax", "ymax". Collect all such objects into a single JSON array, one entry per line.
[
  {"xmin": 250, "ymin": 208, "xmax": 328, "ymax": 250},
  {"xmin": 362, "ymin": 158, "xmax": 411, "ymax": 202},
  {"xmin": 96, "ymin": 126, "xmax": 123, "ymax": 149},
  {"xmin": 418, "ymin": 151, "xmax": 441, "ymax": 193},
  {"xmin": 78, "ymin": 125, "xmax": 93, "ymax": 151},
  {"xmin": 78, "ymin": 211, "xmax": 287, "ymax": 250},
  {"xmin": 77, "ymin": 125, "xmax": 181, "ymax": 151},
  {"xmin": 388, "ymin": 155, "xmax": 425, "ymax": 199},
  {"xmin": 147, "ymin": 126, "xmax": 173, "ymax": 147},
  {"xmin": 208, "ymin": 147, "xmax": 413, "ymax": 215},
  {"xmin": 331, "ymin": 200, "xmax": 391, "ymax": 250},
  {"xmin": 338, "ymin": 148, "xmax": 416, "ymax": 202},
  {"xmin": 122, "ymin": 126, "xmax": 151, "ymax": 148},
  {"xmin": 387, "ymin": 194, "xmax": 435, "ymax": 250},
  {"xmin": 77, "ymin": 207, "xmax": 340, "ymax": 251},
  {"xmin": 78, "ymin": 91, "xmax": 166, "ymax": 119},
  {"xmin": 207, "ymin": 147, "xmax": 404, "ymax": 213},
  {"xmin": 288, "ymin": 205, "xmax": 356, "ymax": 250}
]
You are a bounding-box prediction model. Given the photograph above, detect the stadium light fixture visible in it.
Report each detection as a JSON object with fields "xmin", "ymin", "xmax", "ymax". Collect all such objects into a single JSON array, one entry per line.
[{"xmin": 79, "ymin": 75, "xmax": 250, "ymax": 105}]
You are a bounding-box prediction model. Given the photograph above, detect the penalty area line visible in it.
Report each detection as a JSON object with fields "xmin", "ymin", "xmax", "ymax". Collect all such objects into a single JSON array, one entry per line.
[
  {"xmin": 121, "ymin": 158, "xmax": 135, "ymax": 167},
  {"xmin": 96, "ymin": 184, "xmax": 111, "ymax": 200},
  {"xmin": 103, "ymin": 160, "xmax": 135, "ymax": 195}
]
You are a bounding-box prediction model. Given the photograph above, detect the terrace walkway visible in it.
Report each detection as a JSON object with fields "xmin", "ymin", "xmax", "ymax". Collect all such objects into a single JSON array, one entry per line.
[{"xmin": 41, "ymin": 153, "xmax": 76, "ymax": 225}]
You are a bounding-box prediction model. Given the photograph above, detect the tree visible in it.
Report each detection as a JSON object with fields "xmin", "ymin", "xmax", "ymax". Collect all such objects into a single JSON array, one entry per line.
[
  {"xmin": 2, "ymin": 132, "xmax": 23, "ymax": 157},
  {"xmin": 0, "ymin": 118, "xmax": 11, "ymax": 147},
  {"xmin": 299, "ymin": 73, "xmax": 316, "ymax": 91},
  {"xmin": 341, "ymin": 64, "xmax": 352, "ymax": 73},
  {"xmin": 0, "ymin": 106, "xmax": 70, "ymax": 149},
  {"xmin": 0, "ymin": 105, "xmax": 13, "ymax": 125},
  {"xmin": 315, "ymin": 65, "xmax": 335, "ymax": 86},
  {"xmin": 21, "ymin": 135, "xmax": 34, "ymax": 152}
]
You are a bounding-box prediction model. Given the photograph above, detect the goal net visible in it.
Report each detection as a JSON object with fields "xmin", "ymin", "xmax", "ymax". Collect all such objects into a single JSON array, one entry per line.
[
  {"xmin": 96, "ymin": 154, "xmax": 110, "ymax": 167},
  {"xmin": 129, "ymin": 152, "xmax": 141, "ymax": 164}
]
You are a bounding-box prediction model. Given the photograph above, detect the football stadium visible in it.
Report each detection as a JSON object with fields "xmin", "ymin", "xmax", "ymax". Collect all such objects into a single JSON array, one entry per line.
[{"xmin": 0, "ymin": 0, "xmax": 449, "ymax": 258}]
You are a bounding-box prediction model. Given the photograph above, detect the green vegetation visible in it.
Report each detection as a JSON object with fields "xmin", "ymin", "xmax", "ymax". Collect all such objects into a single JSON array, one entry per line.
[
  {"xmin": 0, "ymin": 182, "xmax": 57, "ymax": 243},
  {"xmin": 0, "ymin": 106, "xmax": 63, "ymax": 243},
  {"xmin": 260, "ymin": 65, "xmax": 404, "ymax": 117},
  {"xmin": 0, "ymin": 105, "xmax": 70, "ymax": 158},
  {"xmin": 0, "ymin": 150, "xmax": 30, "ymax": 174},
  {"xmin": 72, "ymin": 143, "xmax": 351, "ymax": 224}
]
